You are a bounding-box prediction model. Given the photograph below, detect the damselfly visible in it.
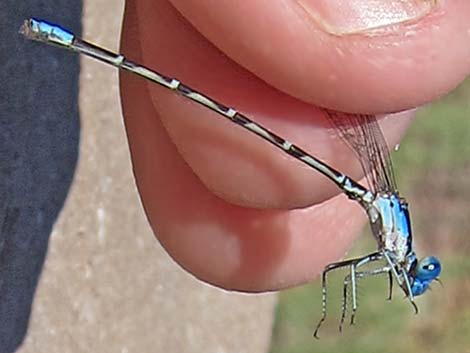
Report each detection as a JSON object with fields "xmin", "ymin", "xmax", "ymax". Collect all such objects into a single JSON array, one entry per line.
[{"xmin": 20, "ymin": 18, "xmax": 442, "ymax": 337}]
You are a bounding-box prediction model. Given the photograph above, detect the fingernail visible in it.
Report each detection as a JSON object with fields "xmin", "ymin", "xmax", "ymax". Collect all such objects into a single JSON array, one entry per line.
[{"xmin": 296, "ymin": 0, "xmax": 436, "ymax": 35}]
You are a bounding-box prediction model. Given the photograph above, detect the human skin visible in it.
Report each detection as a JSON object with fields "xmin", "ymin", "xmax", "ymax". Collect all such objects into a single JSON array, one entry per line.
[{"xmin": 120, "ymin": 0, "xmax": 470, "ymax": 291}]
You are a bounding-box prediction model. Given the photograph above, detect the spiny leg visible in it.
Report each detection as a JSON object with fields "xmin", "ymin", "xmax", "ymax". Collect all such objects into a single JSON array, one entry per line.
[
  {"xmin": 339, "ymin": 264, "xmax": 358, "ymax": 331},
  {"xmin": 314, "ymin": 258, "xmax": 360, "ymax": 338},
  {"xmin": 349, "ymin": 263, "xmax": 358, "ymax": 325},
  {"xmin": 340, "ymin": 264, "xmax": 362, "ymax": 331},
  {"xmin": 313, "ymin": 263, "xmax": 336, "ymax": 338},
  {"xmin": 401, "ymin": 268, "xmax": 418, "ymax": 314},
  {"xmin": 341, "ymin": 265, "xmax": 392, "ymax": 330},
  {"xmin": 382, "ymin": 252, "xmax": 419, "ymax": 314},
  {"xmin": 387, "ymin": 270, "xmax": 393, "ymax": 300},
  {"xmin": 349, "ymin": 254, "xmax": 385, "ymax": 325},
  {"xmin": 340, "ymin": 273, "xmax": 350, "ymax": 332},
  {"xmin": 313, "ymin": 252, "xmax": 382, "ymax": 338},
  {"xmin": 364, "ymin": 249, "xmax": 397, "ymax": 301},
  {"xmin": 383, "ymin": 251, "xmax": 403, "ymax": 287}
]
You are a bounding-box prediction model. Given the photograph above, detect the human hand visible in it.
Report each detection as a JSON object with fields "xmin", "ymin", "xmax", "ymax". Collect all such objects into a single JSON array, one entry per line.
[{"xmin": 120, "ymin": 0, "xmax": 470, "ymax": 291}]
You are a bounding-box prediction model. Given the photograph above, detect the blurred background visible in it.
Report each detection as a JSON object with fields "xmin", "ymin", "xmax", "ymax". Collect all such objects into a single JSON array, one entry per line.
[{"xmin": 270, "ymin": 79, "xmax": 470, "ymax": 353}]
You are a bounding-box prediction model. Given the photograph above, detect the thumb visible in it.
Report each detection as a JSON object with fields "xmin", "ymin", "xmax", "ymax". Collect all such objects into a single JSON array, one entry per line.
[{"xmin": 169, "ymin": 0, "xmax": 470, "ymax": 113}]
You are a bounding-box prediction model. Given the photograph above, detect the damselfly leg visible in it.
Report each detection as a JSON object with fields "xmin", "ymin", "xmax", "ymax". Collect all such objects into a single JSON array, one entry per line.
[
  {"xmin": 313, "ymin": 251, "xmax": 383, "ymax": 338},
  {"xmin": 387, "ymin": 270, "xmax": 394, "ymax": 300},
  {"xmin": 340, "ymin": 265, "xmax": 392, "ymax": 331},
  {"xmin": 401, "ymin": 268, "xmax": 419, "ymax": 314},
  {"xmin": 382, "ymin": 251, "xmax": 419, "ymax": 314}
]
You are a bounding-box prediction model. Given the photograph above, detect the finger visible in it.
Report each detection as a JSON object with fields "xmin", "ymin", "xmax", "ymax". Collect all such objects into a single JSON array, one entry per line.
[
  {"xmin": 130, "ymin": 0, "xmax": 412, "ymax": 209},
  {"xmin": 120, "ymin": 4, "xmax": 366, "ymax": 290},
  {"xmin": 168, "ymin": 0, "xmax": 470, "ymax": 113}
]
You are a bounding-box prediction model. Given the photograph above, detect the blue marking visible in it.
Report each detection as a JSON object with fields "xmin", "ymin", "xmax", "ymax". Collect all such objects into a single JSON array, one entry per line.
[
  {"xmin": 396, "ymin": 203, "xmax": 408, "ymax": 237},
  {"xmin": 30, "ymin": 18, "xmax": 74, "ymax": 45},
  {"xmin": 375, "ymin": 194, "xmax": 412, "ymax": 242}
]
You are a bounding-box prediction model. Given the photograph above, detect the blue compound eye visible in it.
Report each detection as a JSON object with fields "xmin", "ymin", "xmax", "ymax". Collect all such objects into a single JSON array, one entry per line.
[{"xmin": 416, "ymin": 256, "xmax": 441, "ymax": 281}]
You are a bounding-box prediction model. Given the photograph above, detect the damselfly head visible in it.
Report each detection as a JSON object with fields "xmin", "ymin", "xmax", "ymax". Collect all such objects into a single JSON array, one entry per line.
[{"xmin": 410, "ymin": 256, "xmax": 441, "ymax": 296}]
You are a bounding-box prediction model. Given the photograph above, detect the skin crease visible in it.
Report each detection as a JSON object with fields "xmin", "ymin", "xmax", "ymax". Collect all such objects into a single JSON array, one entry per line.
[{"xmin": 120, "ymin": 0, "xmax": 470, "ymax": 291}]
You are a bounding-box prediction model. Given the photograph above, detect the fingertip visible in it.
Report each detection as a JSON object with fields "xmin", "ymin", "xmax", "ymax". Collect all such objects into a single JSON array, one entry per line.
[{"xmin": 120, "ymin": 4, "xmax": 367, "ymax": 291}]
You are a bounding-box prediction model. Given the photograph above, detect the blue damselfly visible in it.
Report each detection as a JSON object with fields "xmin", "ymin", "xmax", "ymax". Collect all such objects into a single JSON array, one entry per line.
[{"xmin": 20, "ymin": 18, "xmax": 442, "ymax": 337}]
